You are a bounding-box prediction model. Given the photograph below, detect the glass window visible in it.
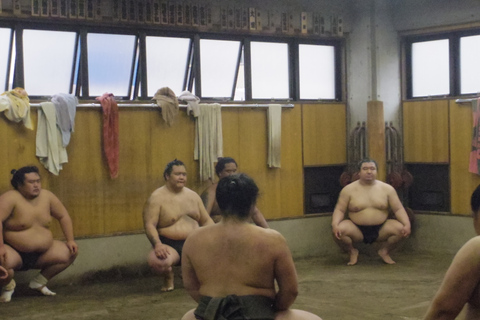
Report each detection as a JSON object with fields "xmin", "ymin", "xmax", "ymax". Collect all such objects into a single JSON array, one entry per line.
[
  {"xmin": 145, "ymin": 36, "xmax": 190, "ymax": 96},
  {"xmin": 87, "ymin": 33, "xmax": 136, "ymax": 97},
  {"xmin": 251, "ymin": 41, "xmax": 289, "ymax": 100},
  {"xmin": 460, "ymin": 35, "xmax": 480, "ymax": 94},
  {"xmin": 200, "ymin": 39, "xmax": 240, "ymax": 98},
  {"xmin": 411, "ymin": 39, "xmax": 450, "ymax": 97},
  {"xmin": 0, "ymin": 28, "xmax": 11, "ymax": 92},
  {"xmin": 299, "ymin": 44, "xmax": 335, "ymax": 100},
  {"xmin": 23, "ymin": 29, "xmax": 76, "ymax": 96}
]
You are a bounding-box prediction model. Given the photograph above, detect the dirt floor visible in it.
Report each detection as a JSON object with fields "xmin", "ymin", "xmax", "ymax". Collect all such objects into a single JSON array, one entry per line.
[{"xmin": 0, "ymin": 250, "xmax": 459, "ymax": 320}]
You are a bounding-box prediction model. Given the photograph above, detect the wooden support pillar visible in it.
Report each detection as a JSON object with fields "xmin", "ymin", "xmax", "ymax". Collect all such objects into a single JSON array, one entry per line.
[{"xmin": 367, "ymin": 101, "xmax": 386, "ymax": 182}]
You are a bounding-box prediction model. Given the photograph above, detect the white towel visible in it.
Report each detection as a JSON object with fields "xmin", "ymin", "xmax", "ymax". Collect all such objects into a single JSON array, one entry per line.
[
  {"xmin": 194, "ymin": 103, "xmax": 223, "ymax": 181},
  {"xmin": 52, "ymin": 93, "xmax": 78, "ymax": 147},
  {"xmin": 267, "ymin": 104, "xmax": 282, "ymax": 168},
  {"xmin": 36, "ymin": 102, "xmax": 68, "ymax": 175},
  {"xmin": 178, "ymin": 90, "xmax": 200, "ymax": 117}
]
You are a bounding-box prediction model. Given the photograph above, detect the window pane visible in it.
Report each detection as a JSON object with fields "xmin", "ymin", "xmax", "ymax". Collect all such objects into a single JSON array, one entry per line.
[
  {"xmin": 461, "ymin": 35, "xmax": 480, "ymax": 94},
  {"xmin": 87, "ymin": 33, "xmax": 136, "ymax": 97},
  {"xmin": 0, "ymin": 28, "xmax": 11, "ymax": 92},
  {"xmin": 411, "ymin": 39, "xmax": 450, "ymax": 97},
  {"xmin": 146, "ymin": 36, "xmax": 190, "ymax": 96},
  {"xmin": 299, "ymin": 44, "xmax": 335, "ymax": 99},
  {"xmin": 200, "ymin": 39, "xmax": 240, "ymax": 98},
  {"xmin": 251, "ymin": 41, "xmax": 289, "ymax": 99},
  {"xmin": 23, "ymin": 29, "xmax": 76, "ymax": 96}
]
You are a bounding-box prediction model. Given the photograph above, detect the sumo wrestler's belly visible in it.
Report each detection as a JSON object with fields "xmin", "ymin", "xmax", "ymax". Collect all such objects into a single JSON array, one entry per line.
[
  {"xmin": 158, "ymin": 217, "xmax": 199, "ymax": 240},
  {"xmin": 348, "ymin": 208, "xmax": 388, "ymax": 226},
  {"xmin": 4, "ymin": 226, "xmax": 54, "ymax": 253}
]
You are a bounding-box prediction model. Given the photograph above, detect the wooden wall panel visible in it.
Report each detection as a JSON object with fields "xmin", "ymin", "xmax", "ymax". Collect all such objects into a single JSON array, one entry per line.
[
  {"xmin": 302, "ymin": 103, "xmax": 347, "ymax": 166},
  {"xmin": 403, "ymin": 100, "xmax": 449, "ymax": 163},
  {"xmin": 0, "ymin": 104, "xmax": 304, "ymax": 238},
  {"xmin": 449, "ymin": 99, "xmax": 480, "ymax": 215}
]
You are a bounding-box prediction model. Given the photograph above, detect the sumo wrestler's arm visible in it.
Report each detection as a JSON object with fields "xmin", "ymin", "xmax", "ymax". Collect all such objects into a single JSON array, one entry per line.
[
  {"xmin": 386, "ymin": 185, "xmax": 411, "ymax": 237},
  {"xmin": 273, "ymin": 232, "xmax": 298, "ymax": 311},
  {"xmin": 195, "ymin": 194, "xmax": 215, "ymax": 227},
  {"xmin": 49, "ymin": 191, "xmax": 78, "ymax": 254},
  {"xmin": 331, "ymin": 187, "xmax": 350, "ymax": 239},
  {"xmin": 0, "ymin": 192, "xmax": 15, "ymax": 266}
]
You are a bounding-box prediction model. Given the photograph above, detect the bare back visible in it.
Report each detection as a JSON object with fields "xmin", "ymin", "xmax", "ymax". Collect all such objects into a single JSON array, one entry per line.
[
  {"xmin": 183, "ymin": 222, "xmax": 295, "ymax": 300},
  {"xmin": 343, "ymin": 180, "xmax": 392, "ymax": 225},
  {"xmin": 145, "ymin": 186, "xmax": 206, "ymax": 240},
  {"xmin": 424, "ymin": 236, "xmax": 480, "ymax": 319},
  {"xmin": 1, "ymin": 189, "xmax": 55, "ymax": 252}
]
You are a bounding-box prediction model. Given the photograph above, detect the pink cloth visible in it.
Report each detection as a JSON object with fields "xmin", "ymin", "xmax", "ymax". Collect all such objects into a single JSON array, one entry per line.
[
  {"xmin": 96, "ymin": 93, "xmax": 119, "ymax": 179},
  {"xmin": 469, "ymin": 98, "xmax": 480, "ymax": 174}
]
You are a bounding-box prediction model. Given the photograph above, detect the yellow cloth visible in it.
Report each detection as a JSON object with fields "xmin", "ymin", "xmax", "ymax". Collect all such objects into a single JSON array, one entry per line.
[
  {"xmin": 194, "ymin": 103, "xmax": 223, "ymax": 181},
  {"xmin": 0, "ymin": 88, "xmax": 33, "ymax": 130},
  {"xmin": 267, "ymin": 104, "xmax": 282, "ymax": 168}
]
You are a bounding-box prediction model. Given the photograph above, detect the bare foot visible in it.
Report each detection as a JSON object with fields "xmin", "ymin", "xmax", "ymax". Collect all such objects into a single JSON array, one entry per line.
[
  {"xmin": 161, "ymin": 270, "xmax": 174, "ymax": 292},
  {"xmin": 347, "ymin": 248, "xmax": 359, "ymax": 266},
  {"xmin": 378, "ymin": 248, "xmax": 396, "ymax": 264}
]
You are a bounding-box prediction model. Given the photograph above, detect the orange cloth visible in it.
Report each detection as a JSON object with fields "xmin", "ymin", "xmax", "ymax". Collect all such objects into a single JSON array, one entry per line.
[{"xmin": 96, "ymin": 93, "xmax": 119, "ymax": 179}]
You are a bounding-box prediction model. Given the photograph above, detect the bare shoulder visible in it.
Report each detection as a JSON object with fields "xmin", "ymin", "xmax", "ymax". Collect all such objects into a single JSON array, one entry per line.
[
  {"xmin": 258, "ymin": 227, "xmax": 288, "ymax": 245},
  {"xmin": 377, "ymin": 180, "xmax": 395, "ymax": 190},
  {"xmin": 183, "ymin": 187, "xmax": 203, "ymax": 200},
  {"xmin": 183, "ymin": 224, "xmax": 217, "ymax": 249},
  {"xmin": 450, "ymin": 236, "xmax": 480, "ymax": 269},
  {"xmin": 0, "ymin": 190, "xmax": 20, "ymax": 201},
  {"xmin": 460, "ymin": 236, "xmax": 480, "ymax": 255},
  {"xmin": 341, "ymin": 181, "xmax": 358, "ymax": 194}
]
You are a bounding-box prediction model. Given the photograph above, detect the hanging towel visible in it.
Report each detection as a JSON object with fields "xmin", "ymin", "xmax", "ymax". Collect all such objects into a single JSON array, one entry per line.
[
  {"xmin": 194, "ymin": 103, "xmax": 223, "ymax": 181},
  {"xmin": 178, "ymin": 90, "xmax": 200, "ymax": 117},
  {"xmin": 97, "ymin": 93, "xmax": 119, "ymax": 179},
  {"xmin": 267, "ymin": 104, "xmax": 282, "ymax": 168},
  {"xmin": 152, "ymin": 87, "xmax": 179, "ymax": 126},
  {"xmin": 469, "ymin": 98, "xmax": 480, "ymax": 174},
  {"xmin": 52, "ymin": 93, "xmax": 78, "ymax": 147},
  {"xmin": 0, "ymin": 88, "xmax": 33, "ymax": 130},
  {"xmin": 36, "ymin": 102, "xmax": 68, "ymax": 175}
]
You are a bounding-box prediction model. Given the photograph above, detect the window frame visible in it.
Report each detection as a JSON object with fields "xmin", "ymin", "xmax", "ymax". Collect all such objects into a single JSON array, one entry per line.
[
  {"xmin": 404, "ymin": 27, "xmax": 480, "ymax": 99},
  {"xmin": 2, "ymin": 20, "xmax": 344, "ymax": 103}
]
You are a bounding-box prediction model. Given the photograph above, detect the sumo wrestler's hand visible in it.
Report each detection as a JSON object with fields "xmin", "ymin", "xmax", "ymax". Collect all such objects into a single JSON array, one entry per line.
[{"xmin": 154, "ymin": 243, "xmax": 170, "ymax": 260}]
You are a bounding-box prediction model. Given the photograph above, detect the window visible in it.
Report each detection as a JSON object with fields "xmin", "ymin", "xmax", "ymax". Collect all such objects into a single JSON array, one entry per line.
[
  {"xmin": 145, "ymin": 36, "xmax": 191, "ymax": 97},
  {"xmin": 1, "ymin": 23, "xmax": 342, "ymax": 101},
  {"xmin": 460, "ymin": 35, "xmax": 480, "ymax": 94},
  {"xmin": 299, "ymin": 44, "xmax": 335, "ymax": 100},
  {"xmin": 87, "ymin": 33, "xmax": 136, "ymax": 98},
  {"xmin": 405, "ymin": 29, "xmax": 480, "ymax": 99},
  {"xmin": 23, "ymin": 29, "xmax": 77, "ymax": 96},
  {"xmin": 411, "ymin": 39, "xmax": 450, "ymax": 98},
  {"xmin": 199, "ymin": 39, "xmax": 240, "ymax": 99},
  {"xmin": 250, "ymin": 41, "xmax": 289, "ymax": 100}
]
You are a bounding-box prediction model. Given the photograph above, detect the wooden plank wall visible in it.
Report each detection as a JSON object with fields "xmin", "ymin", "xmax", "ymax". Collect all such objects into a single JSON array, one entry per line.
[
  {"xmin": 403, "ymin": 99, "xmax": 480, "ymax": 215},
  {"xmin": 302, "ymin": 103, "xmax": 347, "ymax": 166},
  {"xmin": 450, "ymin": 99, "xmax": 480, "ymax": 214},
  {"xmin": 1, "ymin": 103, "xmax": 340, "ymax": 238},
  {"xmin": 403, "ymin": 100, "xmax": 449, "ymax": 163}
]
